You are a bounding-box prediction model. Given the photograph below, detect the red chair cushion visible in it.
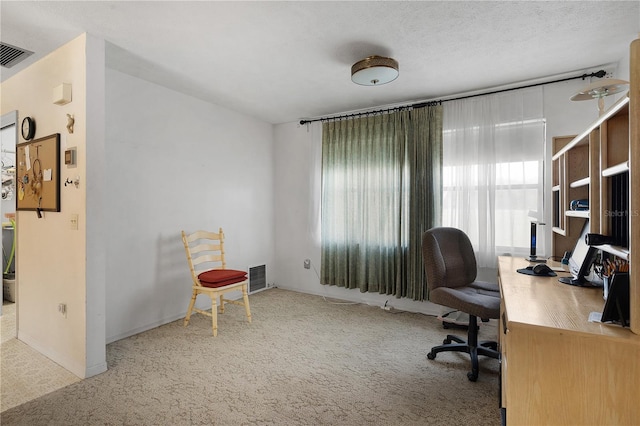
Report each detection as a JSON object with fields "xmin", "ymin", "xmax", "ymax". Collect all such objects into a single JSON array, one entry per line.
[{"xmin": 198, "ymin": 269, "xmax": 247, "ymax": 288}]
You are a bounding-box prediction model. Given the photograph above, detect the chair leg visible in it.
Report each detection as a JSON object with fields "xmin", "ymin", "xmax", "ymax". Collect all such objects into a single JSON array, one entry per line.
[
  {"xmin": 466, "ymin": 316, "xmax": 480, "ymax": 382},
  {"xmin": 427, "ymin": 341, "xmax": 469, "ymax": 358},
  {"xmin": 219, "ymin": 294, "xmax": 225, "ymax": 314},
  {"xmin": 427, "ymin": 315, "xmax": 499, "ymax": 382},
  {"xmin": 480, "ymin": 340, "xmax": 498, "ymax": 350},
  {"xmin": 444, "ymin": 334, "xmax": 466, "ymax": 345},
  {"xmin": 465, "ymin": 316, "xmax": 500, "ymax": 381},
  {"xmin": 468, "ymin": 345, "xmax": 480, "ymax": 382},
  {"xmin": 243, "ymin": 285, "xmax": 252, "ymax": 323},
  {"xmin": 184, "ymin": 291, "xmax": 197, "ymax": 327},
  {"xmin": 211, "ymin": 297, "xmax": 218, "ymax": 337}
]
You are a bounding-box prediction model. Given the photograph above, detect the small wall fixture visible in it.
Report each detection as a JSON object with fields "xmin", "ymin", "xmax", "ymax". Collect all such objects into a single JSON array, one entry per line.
[
  {"xmin": 570, "ymin": 78, "xmax": 628, "ymax": 115},
  {"xmin": 53, "ymin": 83, "xmax": 72, "ymax": 105},
  {"xmin": 351, "ymin": 56, "xmax": 399, "ymax": 86}
]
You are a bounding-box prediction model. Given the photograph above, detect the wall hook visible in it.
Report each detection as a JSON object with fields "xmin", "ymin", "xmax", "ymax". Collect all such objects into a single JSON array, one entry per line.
[
  {"xmin": 64, "ymin": 176, "xmax": 80, "ymax": 188},
  {"xmin": 66, "ymin": 114, "xmax": 75, "ymax": 134}
]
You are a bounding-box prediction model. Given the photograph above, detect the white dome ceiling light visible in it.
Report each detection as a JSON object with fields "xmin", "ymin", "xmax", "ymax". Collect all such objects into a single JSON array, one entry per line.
[{"xmin": 351, "ymin": 56, "xmax": 399, "ymax": 86}]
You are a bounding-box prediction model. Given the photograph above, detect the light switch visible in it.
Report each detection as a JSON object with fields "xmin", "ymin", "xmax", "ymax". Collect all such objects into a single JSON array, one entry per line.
[{"xmin": 70, "ymin": 214, "xmax": 79, "ymax": 230}]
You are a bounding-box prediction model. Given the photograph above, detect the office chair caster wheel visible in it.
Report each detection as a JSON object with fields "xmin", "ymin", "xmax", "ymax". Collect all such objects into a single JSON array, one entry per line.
[
  {"xmin": 427, "ymin": 351, "xmax": 436, "ymax": 360},
  {"xmin": 467, "ymin": 372, "xmax": 478, "ymax": 382}
]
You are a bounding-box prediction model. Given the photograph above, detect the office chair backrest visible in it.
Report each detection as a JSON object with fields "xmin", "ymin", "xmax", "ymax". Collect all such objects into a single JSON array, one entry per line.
[{"xmin": 422, "ymin": 227, "xmax": 478, "ymax": 290}]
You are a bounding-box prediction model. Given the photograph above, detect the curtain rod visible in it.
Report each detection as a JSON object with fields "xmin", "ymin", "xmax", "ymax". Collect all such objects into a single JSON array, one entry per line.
[{"xmin": 299, "ymin": 69, "xmax": 607, "ymax": 125}]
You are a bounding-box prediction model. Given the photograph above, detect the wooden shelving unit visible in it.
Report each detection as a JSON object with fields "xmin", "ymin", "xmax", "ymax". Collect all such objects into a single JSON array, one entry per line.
[
  {"xmin": 551, "ymin": 134, "xmax": 588, "ymax": 258},
  {"xmin": 498, "ymin": 40, "xmax": 640, "ymax": 425},
  {"xmin": 550, "ymin": 38, "xmax": 639, "ymax": 334}
]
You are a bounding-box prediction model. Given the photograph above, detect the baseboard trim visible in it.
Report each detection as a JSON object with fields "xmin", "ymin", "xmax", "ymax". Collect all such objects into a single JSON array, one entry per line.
[{"xmin": 18, "ymin": 330, "xmax": 85, "ymax": 379}]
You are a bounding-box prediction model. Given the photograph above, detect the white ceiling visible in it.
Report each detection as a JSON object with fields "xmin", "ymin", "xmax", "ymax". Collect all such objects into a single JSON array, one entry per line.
[{"xmin": 1, "ymin": 1, "xmax": 639, "ymax": 124}]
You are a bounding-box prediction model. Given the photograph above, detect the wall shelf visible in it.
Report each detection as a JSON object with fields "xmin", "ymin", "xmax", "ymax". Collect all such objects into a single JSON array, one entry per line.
[
  {"xmin": 565, "ymin": 210, "xmax": 589, "ymax": 218},
  {"xmin": 602, "ymin": 161, "xmax": 629, "ymax": 177},
  {"xmin": 596, "ymin": 244, "xmax": 630, "ymax": 260},
  {"xmin": 552, "ymin": 226, "xmax": 566, "ymax": 236},
  {"xmin": 569, "ymin": 177, "xmax": 590, "ymax": 188}
]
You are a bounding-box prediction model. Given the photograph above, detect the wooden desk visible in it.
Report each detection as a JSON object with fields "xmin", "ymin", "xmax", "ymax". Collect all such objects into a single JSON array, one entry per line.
[{"xmin": 498, "ymin": 256, "xmax": 640, "ymax": 425}]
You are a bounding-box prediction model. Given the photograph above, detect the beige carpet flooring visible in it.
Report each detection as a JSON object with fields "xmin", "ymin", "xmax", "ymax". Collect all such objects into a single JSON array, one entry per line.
[{"xmin": 1, "ymin": 289, "xmax": 500, "ymax": 425}]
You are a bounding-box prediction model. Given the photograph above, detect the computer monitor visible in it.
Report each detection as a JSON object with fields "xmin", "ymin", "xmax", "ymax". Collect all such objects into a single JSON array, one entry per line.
[{"xmin": 558, "ymin": 220, "xmax": 598, "ymax": 286}]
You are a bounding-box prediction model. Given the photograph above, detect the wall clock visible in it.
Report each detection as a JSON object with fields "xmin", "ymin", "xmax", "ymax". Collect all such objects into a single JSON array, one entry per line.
[{"xmin": 21, "ymin": 116, "xmax": 35, "ymax": 140}]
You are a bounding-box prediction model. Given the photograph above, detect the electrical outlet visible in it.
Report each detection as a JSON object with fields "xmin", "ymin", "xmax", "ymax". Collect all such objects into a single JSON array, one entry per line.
[
  {"xmin": 58, "ymin": 303, "xmax": 67, "ymax": 318},
  {"xmin": 304, "ymin": 259, "xmax": 311, "ymax": 269},
  {"xmin": 600, "ymin": 66, "xmax": 617, "ymax": 79}
]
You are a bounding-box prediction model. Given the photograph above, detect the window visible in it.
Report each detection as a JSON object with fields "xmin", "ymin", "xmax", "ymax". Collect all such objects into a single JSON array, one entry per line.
[{"xmin": 442, "ymin": 89, "xmax": 545, "ymax": 267}]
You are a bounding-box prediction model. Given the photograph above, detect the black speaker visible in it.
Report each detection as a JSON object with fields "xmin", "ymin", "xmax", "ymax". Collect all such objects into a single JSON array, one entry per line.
[{"xmin": 527, "ymin": 222, "xmax": 546, "ymax": 263}]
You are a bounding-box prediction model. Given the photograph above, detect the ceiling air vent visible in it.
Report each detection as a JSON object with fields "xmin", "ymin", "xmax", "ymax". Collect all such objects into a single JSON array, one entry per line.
[{"xmin": 1, "ymin": 42, "xmax": 34, "ymax": 68}]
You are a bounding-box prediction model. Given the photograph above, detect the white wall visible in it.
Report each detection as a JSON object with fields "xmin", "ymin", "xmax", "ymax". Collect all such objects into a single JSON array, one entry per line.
[
  {"xmin": 104, "ymin": 66, "xmax": 275, "ymax": 342},
  {"xmin": 85, "ymin": 34, "xmax": 107, "ymax": 377}
]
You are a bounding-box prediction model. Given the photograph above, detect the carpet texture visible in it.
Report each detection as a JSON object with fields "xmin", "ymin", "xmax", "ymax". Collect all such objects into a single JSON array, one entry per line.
[{"xmin": 1, "ymin": 289, "xmax": 500, "ymax": 425}]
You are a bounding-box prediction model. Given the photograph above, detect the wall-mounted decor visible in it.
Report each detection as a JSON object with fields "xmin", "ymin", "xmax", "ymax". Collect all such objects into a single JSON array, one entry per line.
[
  {"xmin": 21, "ymin": 116, "xmax": 35, "ymax": 140},
  {"xmin": 66, "ymin": 113, "xmax": 74, "ymax": 133},
  {"xmin": 16, "ymin": 133, "xmax": 60, "ymax": 214}
]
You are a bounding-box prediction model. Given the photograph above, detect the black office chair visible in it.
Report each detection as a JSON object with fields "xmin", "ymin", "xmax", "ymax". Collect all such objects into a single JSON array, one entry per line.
[{"xmin": 422, "ymin": 227, "xmax": 500, "ymax": 381}]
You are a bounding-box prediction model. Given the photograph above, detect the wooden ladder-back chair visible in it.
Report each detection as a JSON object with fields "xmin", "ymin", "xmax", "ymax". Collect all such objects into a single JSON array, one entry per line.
[{"xmin": 181, "ymin": 228, "xmax": 252, "ymax": 336}]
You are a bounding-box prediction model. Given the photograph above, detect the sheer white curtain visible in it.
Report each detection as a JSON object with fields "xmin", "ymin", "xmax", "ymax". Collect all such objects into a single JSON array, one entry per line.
[{"xmin": 442, "ymin": 88, "xmax": 545, "ymax": 267}]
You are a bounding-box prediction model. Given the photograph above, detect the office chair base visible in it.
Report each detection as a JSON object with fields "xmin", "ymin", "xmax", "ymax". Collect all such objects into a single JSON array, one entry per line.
[
  {"xmin": 442, "ymin": 321, "xmax": 469, "ymax": 330},
  {"xmin": 427, "ymin": 316, "xmax": 499, "ymax": 381}
]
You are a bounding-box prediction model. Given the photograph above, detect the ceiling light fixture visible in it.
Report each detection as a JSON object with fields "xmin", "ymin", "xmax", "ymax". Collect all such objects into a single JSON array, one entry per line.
[
  {"xmin": 351, "ymin": 56, "xmax": 399, "ymax": 86},
  {"xmin": 570, "ymin": 78, "xmax": 629, "ymax": 115}
]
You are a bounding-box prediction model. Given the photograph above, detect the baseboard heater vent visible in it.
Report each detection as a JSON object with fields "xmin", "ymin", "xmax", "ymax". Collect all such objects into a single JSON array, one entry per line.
[{"xmin": 248, "ymin": 264, "xmax": 267, "ymax": 294}]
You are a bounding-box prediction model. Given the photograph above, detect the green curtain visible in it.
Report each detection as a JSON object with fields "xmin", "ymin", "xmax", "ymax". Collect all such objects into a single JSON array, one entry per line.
[{"xmin": 320, "ymin": 105, "xmax": 443, "ymax": 301}]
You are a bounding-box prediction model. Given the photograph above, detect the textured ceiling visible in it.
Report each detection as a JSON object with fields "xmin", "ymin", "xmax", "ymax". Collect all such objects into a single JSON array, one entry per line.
[{"xmin": 1, "ymin": 1, "xmax": 639, "ymax": 124}]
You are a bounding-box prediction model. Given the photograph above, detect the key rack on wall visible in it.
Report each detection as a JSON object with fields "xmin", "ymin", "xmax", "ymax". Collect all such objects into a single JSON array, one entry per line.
[{"xmin": 16, "ymin": 133, "xmax": 60, "ymax": 213}]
